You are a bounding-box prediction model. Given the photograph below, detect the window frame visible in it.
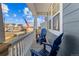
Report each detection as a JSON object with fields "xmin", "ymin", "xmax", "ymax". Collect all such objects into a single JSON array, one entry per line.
[{"xmin": 48, "ymin": 4, "xmax": 63, "ymax": 36}]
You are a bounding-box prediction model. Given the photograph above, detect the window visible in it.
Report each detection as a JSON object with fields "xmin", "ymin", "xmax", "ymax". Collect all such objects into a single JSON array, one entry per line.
[
  {"xmin": 49, "ymin": 20, "xmax": 51, "ymax": 29},
  {"xmin": 48, "ymin": 3, "xmax": 63, "ymax": 36},
  {"xmin": 53, "ymin": 13, "xmax": 60, "ymax": 31}
]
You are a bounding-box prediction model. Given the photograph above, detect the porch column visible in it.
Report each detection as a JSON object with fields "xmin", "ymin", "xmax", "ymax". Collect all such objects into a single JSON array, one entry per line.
[
  {"xmin": 34, "ymin": 16, "xmax": 37, "ymax": 39},
  {"xmin": 0, "ymin": 3, "xmax": 5, "ymax": 43}
]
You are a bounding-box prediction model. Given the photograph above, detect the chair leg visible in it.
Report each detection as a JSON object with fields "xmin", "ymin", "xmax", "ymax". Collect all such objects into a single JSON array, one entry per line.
[
  {"xmin": 43, "ymin": 44, "xmax": 46, "ymax": 50},
  {"xmin": 30, "ymin": 49, "xmax": 34, "ymax": 56},
  {"xmin": 31, "ymin": 52, "xmax": 34, "ymax": 56}
]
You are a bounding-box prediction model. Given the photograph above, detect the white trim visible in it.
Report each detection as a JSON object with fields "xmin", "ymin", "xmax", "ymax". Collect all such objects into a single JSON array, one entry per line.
[
  {"xmin": 60, "ymin": 3, "xmax": 63, "ymax": 33},
  {"xmin": 53, "ymin": 11, "xmax": 60, "ymax": 17},
  {"xmin": 48, "ymin": 29, "xmax": 62, "ymax": 36}
]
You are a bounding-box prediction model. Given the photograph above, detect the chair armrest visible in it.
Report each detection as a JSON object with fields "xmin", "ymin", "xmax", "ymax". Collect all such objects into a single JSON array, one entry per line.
[
  {"xmin": 30, "ymin": 49, "xmax": 41, "ymax": 56},
  {"xmin": 42, "ymin": 42, "xmax": 53, "ymax": 48}
]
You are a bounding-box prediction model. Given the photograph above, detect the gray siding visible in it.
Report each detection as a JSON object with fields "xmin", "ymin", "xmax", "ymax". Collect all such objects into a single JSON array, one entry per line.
[{"xmin": 58, "ymin": 3, "xmax": 79, "ymax": 56}]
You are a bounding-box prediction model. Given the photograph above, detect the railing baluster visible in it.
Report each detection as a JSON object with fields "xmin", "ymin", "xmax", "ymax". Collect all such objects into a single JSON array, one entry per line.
[
  {"xmin": 22, "ymin": 40, "xmax": 24, "ymax": 56},
  {"xmin": 17, "ymin": 43, "xmax": 19, "ymax": 56},
  {"xmin": 23, "ymin": 39, "xmax": 26, "ymax": 56},
  {"xmin": 21, "ymin": 40, "xmax": 24, "ymax": 56},
  {"xmin": 16, "ymin": 44, "xmax": 18, "ymax": 56},
  {"xmin": 11, "ymin": 46, "xmax": 14, "ymax": 56},
  {"xmin": 8, "ymin": 47, "xmax": 11, "ymax": 56},
  {"xmin": 25, "ymin": 39, "xmax": 27, "ymax": 55},
  {"xmin": 20, "ymin": 41, "xmax": 22, "ymax": 56},
  {"xmin": 24, "ymin": 39, "xmax": 26, "ymax": 56},
  {"xmin": 11, "ymin": 46, "xmax": 13, "ymax": 56},
  {"xmin": 14, "ymin": 45, "xmax": 17, "ymax": 56},
  {"xmin": 8, "ymin": 46, "xmax": 12, "ymax": 56},
  {"xmin": 13, "ymin": 45, "xmax": 16, "ymax": 56},
  {"xmin": 16, "ymin": 43, "xmax": 18, "ymax": 56},
  {"xmin": 19, "ymin": 41, "xmax": 21, "ymax": 56},
  {"xmin": 19, "ymin": 39, "xmax": 22, "ymax": 56}
]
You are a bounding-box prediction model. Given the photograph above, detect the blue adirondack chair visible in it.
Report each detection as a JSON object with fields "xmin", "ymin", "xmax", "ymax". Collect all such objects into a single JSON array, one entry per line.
[
  {"xmin": 36, "ymin": 28, "xmax": 47, "ymax": 45},
  {"xmin": 30, "ymin": 33, "xmax": 63, "ymax": 56}
]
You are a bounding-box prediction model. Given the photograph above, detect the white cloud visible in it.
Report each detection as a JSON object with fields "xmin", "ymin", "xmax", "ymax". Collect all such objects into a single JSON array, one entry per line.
[
  {"xmin": 13, "ymin": 14, "xmax": 16, "ymax": 17},
  {"xmin": 24, "ymin": 8, "xmax": 29, "ymax": 15},
  {"xmin": 27, "ymin": 15, "xmax": 32, "ymax": 18},
  {"xmin": 5, "ymin": 14, "xmax": 9, "ymax": 17},
  {"xmin": 1, "ymin": 3, "xmax": 9, "ymax": 13},
  {"xmin": 23, "ymin": 7, "xmax": 32, "ymax": 16},
  {"xmin": 18, "ymin": 10, "xmax": 21, "ymax": 13}
]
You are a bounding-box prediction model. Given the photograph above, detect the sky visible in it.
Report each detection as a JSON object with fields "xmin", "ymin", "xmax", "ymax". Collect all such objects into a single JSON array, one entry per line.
[
  {"xmin": 1, "ymin": 3, "xmax": 45, "ymax": 27},
  {"xmin": 37, "ymin": 16, "xmax": 45, "ymax": 27}
]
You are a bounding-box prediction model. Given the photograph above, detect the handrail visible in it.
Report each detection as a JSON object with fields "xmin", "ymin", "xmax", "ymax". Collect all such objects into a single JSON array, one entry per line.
[{"xmin": 9, "ymin": 32, "xmax": 34, "ymax": 45}]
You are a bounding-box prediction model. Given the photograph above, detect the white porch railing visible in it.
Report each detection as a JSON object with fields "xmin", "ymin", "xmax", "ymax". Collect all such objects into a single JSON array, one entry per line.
[{"xmin": 7, "ymin": 31, "xmax": 35, "ymax": 56}]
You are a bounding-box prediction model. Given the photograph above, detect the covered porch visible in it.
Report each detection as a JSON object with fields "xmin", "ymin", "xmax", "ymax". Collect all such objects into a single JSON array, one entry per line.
[
  {"xmin": 0, "ymin": 3, "xmax": 63, "ymax": 56},
  {"xmin": 1, "ymin": 3, "xmax": 78, "ymax": 56}
]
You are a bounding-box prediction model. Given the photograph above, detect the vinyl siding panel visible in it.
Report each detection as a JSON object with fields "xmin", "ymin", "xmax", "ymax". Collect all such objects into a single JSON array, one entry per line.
[{"xmin": 58, "ymin": 3, "xmax": 79, "ymax": 56}]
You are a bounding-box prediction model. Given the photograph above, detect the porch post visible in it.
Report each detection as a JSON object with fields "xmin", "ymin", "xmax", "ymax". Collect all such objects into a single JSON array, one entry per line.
[
  {"xmin": 34, "ymin": 16, "xmax": 37, "ymax": 39},
  {"xmin": 0, "ymin": 3, "xmax": 5, "ymax": 43}
]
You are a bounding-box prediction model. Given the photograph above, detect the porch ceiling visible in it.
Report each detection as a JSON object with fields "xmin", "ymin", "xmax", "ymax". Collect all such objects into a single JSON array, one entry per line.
[{"xmin": 27, "ymin": 3, "xmax": 51, "ymax": 16}]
